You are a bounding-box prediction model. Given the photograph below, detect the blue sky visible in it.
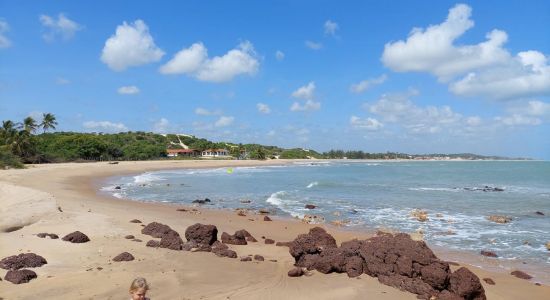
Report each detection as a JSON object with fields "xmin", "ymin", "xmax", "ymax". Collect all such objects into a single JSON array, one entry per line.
[{"xmin": 1, "ymin": 1, "xmax": 549, "ymax": 159}]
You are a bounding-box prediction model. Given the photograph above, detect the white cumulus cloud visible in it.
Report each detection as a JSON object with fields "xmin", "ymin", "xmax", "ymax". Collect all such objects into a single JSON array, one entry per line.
[
  {"xmin": 324, "ymin": 20, "xmax": 339, "ymax": 36},
  {"xmin": 350, "ymin": 116, "xmax": 383, "ymax": 130},
  {"xmin": 305, "ymin": 40, "xmax": 322, "ymax": 50},
  {"xmin": 195, "ymin": 107, "xmax": 222, "ymax": 116},
  {"xmin": 101, "ymin": 20, "xmax": 164, "ymax": 71},
  {"xmin": 350, "ymin": 74, "xmax": 387, "ymax": 94},
  {"xmin": 257, "ymin": 103, "xmax": 271, "ymax": 114},
  {"xmin": 215, "ymin": 116, "xmax": 234, "ymax": 127},
  {"xmin": 83, "ymin": 121, "xmax": 128, "ymax": 133},
  {"xmin": 160, "ymin": 41, "xmax": 259, "ymax": 82},
  {"xmin": 291, "ymin": 82, "xmax": 316, "ymax": 100},
  {"xmin": 290, "ymin": 100, "xmax": 321, "ymax": 112},
  {"xmin": 117, "ymin": 85, "xmax": 140, "ymax": 95},
  {"xmin": 0, "ymin": 20, "xmax": 12, "ymax": 48},
  {"xmin": 381, "ymin": 3, "xmax": 550, "ymax": 100},
  {"xmin": 39, "ymin": 13, "xmax": 82, "ymax": 42}
]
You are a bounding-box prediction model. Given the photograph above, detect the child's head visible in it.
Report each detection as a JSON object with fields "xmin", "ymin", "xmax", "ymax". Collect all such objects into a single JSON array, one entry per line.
[{"xmin": 129, "ymin": 277, "xmax": 149, "ymax": 300}]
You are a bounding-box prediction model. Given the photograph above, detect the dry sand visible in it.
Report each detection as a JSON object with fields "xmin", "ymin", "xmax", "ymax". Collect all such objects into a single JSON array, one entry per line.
[{"xmin": 0, "ymin": 160, "xmax": 548, "ymax": 299}]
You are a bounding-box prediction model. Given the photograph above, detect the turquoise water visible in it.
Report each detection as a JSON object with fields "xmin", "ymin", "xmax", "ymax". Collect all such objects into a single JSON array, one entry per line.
[{"xmin": 103, "ymin": 161, "xmax": 550, "ymax": 267}]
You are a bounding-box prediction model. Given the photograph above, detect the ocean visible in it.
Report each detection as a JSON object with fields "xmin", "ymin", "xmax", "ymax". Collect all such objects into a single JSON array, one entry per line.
[{"xmin": 101, "ymin": 160, "xmax": 550, "ymax": 270}]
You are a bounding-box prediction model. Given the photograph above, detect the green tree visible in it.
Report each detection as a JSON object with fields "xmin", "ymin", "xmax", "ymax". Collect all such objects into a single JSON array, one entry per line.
[
  {"xmin": 23, "ymin": 116, "xmax": 38, "ymax": 133},
  {"xmin": 40, "ymin": 113, "xmax": 58, "ymax": 133}
]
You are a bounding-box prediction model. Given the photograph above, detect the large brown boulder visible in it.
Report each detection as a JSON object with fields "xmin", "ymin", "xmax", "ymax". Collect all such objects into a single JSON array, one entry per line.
[
  {"xmin": 4, "ymin": 269, "xmax": 37, "ymax": 284},
  {"xmin": 141, "ymin": 222, "xmax": 174, "ymax": 238},
  {"xmin": 448, "ymin": 267, "xmax": 486, "ymax": 300},
  {"xmin": 62, "ymin": 231, "xmax": 90, "ymax": 243},
  {"xmin": 286, "ymin": 229, "xmax": 486, "ymax": 300},
  {"xmin": 211, "ymin": 241, "xmax": 237, "ymax": 258},
  {"xmin": 221, "ymin": 230, "xmax": 251, "ymax": 245},
  {"xmin": 113, "ymin": 252, "xmax": 135, "ymax": 262},
  {"xmin": 184, "ymin": 223, "xmax": 218, "ymax": 245},
  {"xmin": 0, "ymin": 253, "xmax": 47, "ymax": 270},
  {"xmin": 159, "ymin": 230, "xmax": 184, "ymax": 250},
  {"xmin": 289, "ymin": 227, "xmax": 337, "ymax": 265}
]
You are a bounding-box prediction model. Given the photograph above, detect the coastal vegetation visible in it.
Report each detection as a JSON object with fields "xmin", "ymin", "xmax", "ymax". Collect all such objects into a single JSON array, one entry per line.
[{"xmin": 1, "ymin": 114, "xmax": 525, "ymax": 168}]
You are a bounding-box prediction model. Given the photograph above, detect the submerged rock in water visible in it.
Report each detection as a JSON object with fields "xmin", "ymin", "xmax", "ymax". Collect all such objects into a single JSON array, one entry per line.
[
  {"xmin": 487, "ymin": 215, "xmax": 512, "ymax": 224},
  {"xmin": 480, "ymin": 250, "xmax": 498, "ymax": 258},
  {"xmin": 192, "ymin": 198, "xmax": 211, "ymax": 204},
  {"xmin": 305, "ymin": 204, "xmax": 317, "ymax": 209},
  {"xmin": 410, "ymin": 209, "xmax": 429, "ymax": 222},
  {"xmin": 302, "ymin": 214, "xmax": 325, "ymax": 224}
]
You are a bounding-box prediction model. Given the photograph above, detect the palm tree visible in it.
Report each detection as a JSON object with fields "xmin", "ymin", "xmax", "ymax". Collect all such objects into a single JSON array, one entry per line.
[
  {"xmin": 1, "ymin": 120, "xmax": 18, "ymax": 144},
  {"xmin": 40, "ymin": 113, "xmax": 58, "ymax": 133},
  {"xmin": 23, "ymin": 116, "xmax": 38, "ymax": 134}
]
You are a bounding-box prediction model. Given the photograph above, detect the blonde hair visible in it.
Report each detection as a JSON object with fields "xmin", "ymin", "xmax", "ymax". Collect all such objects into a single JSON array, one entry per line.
[{"xmin": 129, "ymin": 277, "xmax": 149, "ymax": 292}]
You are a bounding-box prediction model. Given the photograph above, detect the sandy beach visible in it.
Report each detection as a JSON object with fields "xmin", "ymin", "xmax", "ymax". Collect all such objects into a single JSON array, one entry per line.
[{"xmin": 0, "ymin": 160, "xmax": 548, "ymax": 300}]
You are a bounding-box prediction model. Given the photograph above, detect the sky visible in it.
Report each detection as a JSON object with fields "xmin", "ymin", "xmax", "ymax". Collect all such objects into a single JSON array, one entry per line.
[{"xmin": 1, "ymin": 1, "xmax": 549, "ymax": 159}]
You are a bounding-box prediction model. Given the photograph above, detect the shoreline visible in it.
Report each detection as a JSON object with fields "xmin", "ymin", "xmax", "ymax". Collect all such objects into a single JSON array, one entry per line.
[{"xmin": 1, "ymin": 160, "xmax": 549, "ymax": 299}]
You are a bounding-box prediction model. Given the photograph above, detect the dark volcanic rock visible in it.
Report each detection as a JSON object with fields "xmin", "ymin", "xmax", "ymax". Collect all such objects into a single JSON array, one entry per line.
[
  {"xmin": 288, "ymin": 267, "xmax": 304, "ymax": 277},
  {"xmin": 240, "ymin": 256, "xmax": 252, "ymax": 262},
  {"xmin": 125, "ymin": 235, "xmax": 135, "ymax": 239},
  {"xmin": 0, "ymin": 253, "xmax": 48, "ymax": 270},
  {"xmin": 254, "ymin": 255, "xmax": 264, "ymax": 261},
  {"xmin": 483, "ymin": 278, "xmax": 495, "ymax": 285},
  {"xmin": 276, "ymin": 241, "xmax": 292, "ymax": 247},
  {"xmin": 265, "ymin": 238, "xmax": 275, "ymax": 244},
  {"xmin": 286, "ymin": 229, "xmax": 486, "ymax": 300},
  {"xmin": 112, "ymin": 252, "xmax": 135, "ymax": 262},
  {"xmin": 448, "ymin": 267, "xmax": 486, "ymax": 300},
  {"xmin": 263, "ymin": 216, "xmax": 272, "ymax": 221},
  {"xmin": 305, "ymin": 204, "xmax": 317, "ymax": 209},
  {"xmin": 37, "ymin": 233, "xmax": 59, "ymax": 239},
  {"xmin": 289, "ymin": 227, "xmax": 337, "ymax": 266},
  {"xmin": 511, "ymin": 270, "xmax": 532, "ymax": 280},
  {"xmin": 378, "ymin": 274, "xmax": 436, "ymax": 299},
  {"xmin": 211, "ymin": 242, "xmax": 237, "ymax": 258},
  {"xmin": 184, "ymin": 223, "xmax": 218, "ymax": 246},
  {"xmin": 62, "ymin": 231, "xmax": 90, "ymax": 243},
  {"xmin": 141, "ymin": 222, "xmax": 173, "ymax": 238},
  {"xmin": 4, "ymin": 269, "xmax": 37, "ymax": 284},
  {"xmin": 345, "ymin": 255, "xmax": 364, "ymax": 278},
  {"xmin": 159, "ymin": 230, "xmax": 184, "ymax": 250},
  {"xmin": 192, "ymin": 198, "xmax": 211, "ymax": 204},
  {"xmin": 221, "ymin": 230, "xmax": 252, "ymax": 245},
  {"xmin": 130, "ymin": 219, "xmax": 142, "ymax": 223},
  {"xmin": 146, "ymin": 240, "xmax": 160, "ymax": 248},
  {"xmin": 535, "ymin": 211, "xmax": 545, "ymax": 216},
  {"xmin": 480, "ymin": 250, "xmax": 498, "ymax": 258}
]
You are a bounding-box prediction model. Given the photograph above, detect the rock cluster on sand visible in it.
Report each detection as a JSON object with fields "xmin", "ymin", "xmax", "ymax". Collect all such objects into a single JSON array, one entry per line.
[
  {"xmin": 1, "ymin": 253, "xmax": 47, "ymax": 284},
  {"xmin": 1, "ymin": 253, "xmax": 47, "ymax": 270},
  {"xmin": 287, "ymin": 227, "xmax": 486, "ymax": 300},
  {"xmin": 37, "ymin": 233, "xmax": 59, "ymax": 239},
  {"xmin": 62, "ymin": 231, "xmax": 90, "ymax": 243},
  {"xmin": 4, "ymin": 269, "xmax": 37, "ymax": 284},
  {"xmin": 221, "ymin": 230, "xmax": 255, "ymax": 245},
  {"xmin": 112, "ymin": 252, "xmax": 135, "ymax": 262},
  {"xmin": 211, "ymin": 241, "xmax": 237, "ymax": 258}
]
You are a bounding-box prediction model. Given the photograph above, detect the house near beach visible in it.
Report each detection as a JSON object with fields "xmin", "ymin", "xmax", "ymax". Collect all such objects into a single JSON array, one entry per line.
[
  {"xmin": 166, "ymin": 149, "xmax": 200, "ymax": 157},
  {"xmin": 201, "ymin": 148, "xmax": 230, "ymax": 157}
]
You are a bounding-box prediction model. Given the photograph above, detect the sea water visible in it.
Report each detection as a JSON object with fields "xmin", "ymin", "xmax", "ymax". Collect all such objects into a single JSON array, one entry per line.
[{"xmin": 102, "ymin": 160, "xmax": 550, "ymax": 268}]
